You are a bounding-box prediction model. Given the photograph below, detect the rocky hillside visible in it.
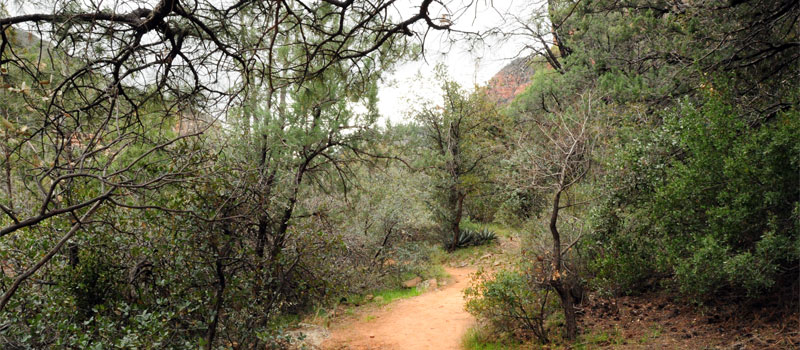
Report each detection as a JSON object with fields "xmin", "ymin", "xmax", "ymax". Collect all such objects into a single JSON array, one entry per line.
[
  {"xmin": 10, "ymin": 28, "xmax": 45, "ymax": 48},
  {"xmin": 485, "ymin": 56, "xmax": 536, "ymax": 104}
]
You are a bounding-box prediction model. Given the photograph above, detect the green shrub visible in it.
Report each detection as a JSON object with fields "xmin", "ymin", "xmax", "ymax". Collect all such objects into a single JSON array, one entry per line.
[
  {"xmin": 61, "ymin": 251, "xmax": 121, "ymax": 319},
  {"xmin": 589, "ymin": 93, "xmax": 800, "ymax": 299},
  {"xmin": 465, "ymin": 269, "xmax": 557, "ymax": 343}
]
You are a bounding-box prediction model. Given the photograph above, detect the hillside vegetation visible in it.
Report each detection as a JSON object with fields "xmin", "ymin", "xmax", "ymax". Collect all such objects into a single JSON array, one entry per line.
[{"xmin": 0, "ymin": 0, "xmax": 797, "ymax": 348}]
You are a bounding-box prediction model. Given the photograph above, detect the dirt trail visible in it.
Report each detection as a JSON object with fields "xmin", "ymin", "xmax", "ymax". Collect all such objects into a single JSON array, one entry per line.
[{"xmin": 322, "ymin": 266, "xmax": 477, "ymax": 350}]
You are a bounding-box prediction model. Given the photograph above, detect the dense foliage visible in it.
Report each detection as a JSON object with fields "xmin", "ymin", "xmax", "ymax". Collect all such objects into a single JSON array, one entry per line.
[
  {"xmin": 495, "ymin": 0, "xmax": 799, "ymax": 301},
  {"xmin": 547, "ymin": 0, "xmax": 800, "ymax": 299},
  {"xmin": 464, "ymin": 0, "xmax": 799, "ymax": 344},
  {"xmin": 1, "ymin": 0, "xmax": 797, "ymax": 347},
  {"xmin": 591, "ymin": 93, "xmax": 800, "ymax": 297}
]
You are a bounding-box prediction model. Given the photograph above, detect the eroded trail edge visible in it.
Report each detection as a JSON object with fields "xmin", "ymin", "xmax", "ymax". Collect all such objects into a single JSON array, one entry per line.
[{"xmin": 322, "ymin": 266, "xmax": 476, "ymax": 350}]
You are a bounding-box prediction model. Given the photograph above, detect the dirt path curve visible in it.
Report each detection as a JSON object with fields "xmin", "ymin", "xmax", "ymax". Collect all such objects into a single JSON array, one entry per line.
[{"xmin": 322, "ymin": 266, "xmax": 477, "ymax": 350}]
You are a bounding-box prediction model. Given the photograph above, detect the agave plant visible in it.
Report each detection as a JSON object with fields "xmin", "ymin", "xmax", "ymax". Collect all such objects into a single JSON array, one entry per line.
[{"xmin": 452, "ymin": 227, "xmax": 497, "ymax": 249}]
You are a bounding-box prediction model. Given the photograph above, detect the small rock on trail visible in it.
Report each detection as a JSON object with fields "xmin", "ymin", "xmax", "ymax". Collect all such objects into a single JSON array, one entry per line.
[
  {"xmin": 418, "ymin": 278, "xmax": 437, "ymax": 291},
  {"xmin": 401, "ymin": 276, "xmax": 422, "ymax": 288}
]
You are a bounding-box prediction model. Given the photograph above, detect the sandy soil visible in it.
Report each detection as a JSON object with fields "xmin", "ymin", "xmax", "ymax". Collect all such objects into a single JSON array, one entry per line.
[{"xmin": 322, "ymin": 266, "xmax": 477, "ymax": 350}]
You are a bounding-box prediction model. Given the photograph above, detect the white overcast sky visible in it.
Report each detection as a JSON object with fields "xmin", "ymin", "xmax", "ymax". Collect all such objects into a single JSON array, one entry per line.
[{"xmin": 377, "ymin": 0, "xmax": 536, "ymax": 124}]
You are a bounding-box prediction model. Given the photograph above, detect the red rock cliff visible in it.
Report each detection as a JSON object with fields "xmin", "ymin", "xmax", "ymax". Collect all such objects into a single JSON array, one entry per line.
[{"xmin": 485, "ymin": 56, "xmax": 536, "ymax": 104}]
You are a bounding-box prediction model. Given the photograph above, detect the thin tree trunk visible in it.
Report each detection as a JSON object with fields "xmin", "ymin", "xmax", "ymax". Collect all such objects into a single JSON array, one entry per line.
[
  {"xmin": 553, "ymin": 281, "xmax": 577, "ymax": 338},
  {"xmin": 255, "ymin": 218, "xmax": 267, "ymax": 258},
  {"xmin": 549, "ymin": 189, "xmax": 578, "ymax": 339},
  {"xmin": 448, "ymin": 189, "xmax": 464, "ymax": 251},
  {"xmin": 3, "ymin": 139, "xmax": 11, "ymax": 210},
  {"xmin": 373, "ymin": 223, "xmax": 395, "ymax": 260},
  {"xmin": 262, "ymin": 172, "xmax": 302, "ymax": 319},
  {"xmin": 1, "ymin": 74, "xmax": 12, "ymax": 211},
  {"xmin": 206, "ymin": 256, "xmax": 226, "ymax": 350}
]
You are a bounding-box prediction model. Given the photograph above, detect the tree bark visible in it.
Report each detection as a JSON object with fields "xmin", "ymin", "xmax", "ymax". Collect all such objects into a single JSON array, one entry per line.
[
  {"xmin": 206, "ymin": 255, "xmax": 226, "ymax": 350},
  {"xmin": 549, "ymin": 189, "xmax": 578, "ymax": 339},
  {"xmin": 448, "ymin": 189, "xmax": 464, "ymax": 251},
  {"xmin": 553, "ymin": 281, "xmax": 578, "ymax": 339}
]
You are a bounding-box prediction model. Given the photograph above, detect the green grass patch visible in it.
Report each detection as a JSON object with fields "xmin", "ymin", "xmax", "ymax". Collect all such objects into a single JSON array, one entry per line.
[
  {"xmin": 431, "ymin": 242, "xmax": 497, "ymax": 263},
  {"xmin": 446, "ymin": 243, "xmax": 502, "ymax": 264},
  {"xmin": 574, "ymin": 327, "xmax": 625, "ymax": 349},
  {"xmin": 483, "ymin": 222, "xmax": 518, "ymax": 239},
  {"xmin": 461, "ymin": 327, "xmax": 522, "ymax": 350},
  {"xmin": 342, "ymin": 285, "xmax": 424, "ymax": 307},
  {"xmin": 372, "ymin": 286, "xmax": 421, "ymax": 305},
  {"xmin": 638, "ymin": 325, "xmax": 662, "ymax": 344}
]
